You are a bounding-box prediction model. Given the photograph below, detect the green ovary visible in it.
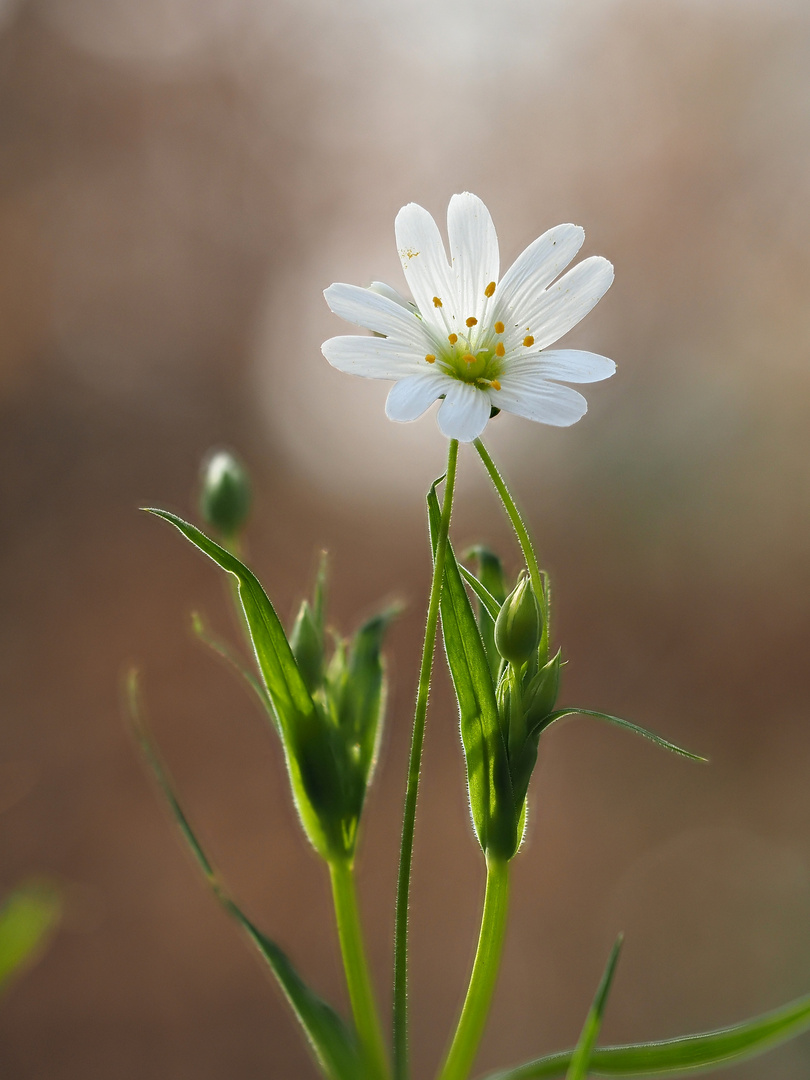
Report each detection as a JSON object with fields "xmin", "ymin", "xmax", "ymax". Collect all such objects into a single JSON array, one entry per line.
[{"xmin": 444, "ymin": 345, "xmax": 501, "ymax": 386}]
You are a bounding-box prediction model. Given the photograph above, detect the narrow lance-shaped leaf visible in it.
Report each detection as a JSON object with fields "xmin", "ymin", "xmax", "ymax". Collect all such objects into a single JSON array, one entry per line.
[
  {"xmin": 427, "ymin": 481, "xmax": 516, "ymax": 860},
  {"xmin": 128, "ymin": 672, "xmax": 364, "ymax": 1080},
  {"xmin": 480, "ymin": 988, "xmax": 810, "ymax": 1079},
  {"xmin": 144, "ymin": 510, "xmax": 312, "ymax": 725},
  {"xmin": 565, "ymin": 935, "xmax": 623, "ymax": 1080},
  {"xmin": 144, "ymin": 509, "xmax": 343, "ymax": 858},
  {"xmin": 338, "ymin": 606, "xmax": 399, "ymax": 794},
  {"xmin": 535, "ymin": 709, "xmax": 706, "ymax": 763},
  {"xmin": 463, "ymin": 546, "xmax": 507, "ymax": 681},
  {"xmin": 459, "ymin": 565, "xmax": 502, "ymax": 623}
]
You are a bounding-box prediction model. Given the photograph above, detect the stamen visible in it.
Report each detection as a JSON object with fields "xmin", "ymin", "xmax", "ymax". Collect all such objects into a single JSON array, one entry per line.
[
  {"xmin": 495, "ymin": 342, "xmax": 505, "ymax": 358},
  {"xmin": 523, "ymin": 335, "xmax": 535, "ymax": 347},
  {"xmin": 494, "ymin": 321, "xmax": 505, "ymax": 334},
  {"xmin": 484, "ymin": 281, "xmax": 496, "ymax": 298},
  {"xmin": 466, "ymin": 317, "xmax": 478, "ymax": 327},
  {"xmin": 448, "ymin": 333, "xmax": 458, "ymax": 344},
  {"xmin": 462, "ymin": 353, "xmax": 476, "ymax": 365},
  {"xmin": 433, "ymin": 296, "xmax": 442, "ymax": 307},
  {"xmin": 425, "ymin": 354, "xmax": 436, "ymax": 363},
  {"xmin": 491, "ymin": 380, "xmax": 501, "ymax": 391}
]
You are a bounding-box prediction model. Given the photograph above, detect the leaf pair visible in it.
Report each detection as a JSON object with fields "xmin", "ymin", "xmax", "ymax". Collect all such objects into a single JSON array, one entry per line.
[{"xmin": 145, "ymin": 510, "xmax": 393, "ymax": 863}]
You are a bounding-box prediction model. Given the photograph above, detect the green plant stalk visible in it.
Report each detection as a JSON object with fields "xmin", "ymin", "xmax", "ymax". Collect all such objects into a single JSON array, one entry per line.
[
  {"xmin": 393, "ymin": 438, "xmax": 460, "ymax": 1080},
  {"xmin": 473, "ymin": 439, "xmax": 548, "ymax": 657},
  {"xmin": 329, "ymin": 858, "xmax": 390, "ymax": 1080},
  {"xmin": 438, "ymin": 855, "xmax": 511, "ymax": 1080}
]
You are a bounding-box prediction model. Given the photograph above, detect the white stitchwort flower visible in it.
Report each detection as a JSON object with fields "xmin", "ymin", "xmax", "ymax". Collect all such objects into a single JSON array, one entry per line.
[{"xmin": 322, "ymin": 193, "xmax": 615, "ymax": 443}]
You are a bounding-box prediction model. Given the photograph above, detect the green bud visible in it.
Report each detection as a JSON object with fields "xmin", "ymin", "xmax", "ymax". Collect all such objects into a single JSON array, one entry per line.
[
  {"xmin": 198, "ymin": 449, "xmax": 251, "ymax": 538},
  {"xmin": 290, "ymin": 600, "xmax": 323, "ymax": 695},
  {"xmin": 494, "ymin": 573, "xmax": 542, "ymax": 667},
  {"xmin": 522, "ymin": 649, "xmax": 561, "ymax": 730}
]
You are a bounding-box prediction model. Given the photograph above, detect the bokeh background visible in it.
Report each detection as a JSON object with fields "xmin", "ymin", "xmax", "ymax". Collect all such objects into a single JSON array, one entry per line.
[{"xmin": 3, "ymin": 0, "xmax": 810, "ymax": 1075}]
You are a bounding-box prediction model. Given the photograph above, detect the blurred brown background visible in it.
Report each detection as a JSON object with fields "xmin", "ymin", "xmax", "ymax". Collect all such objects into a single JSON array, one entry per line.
[{"xmin": 2, "ymin": 0, "xmax": 810, "ymax": 1076}]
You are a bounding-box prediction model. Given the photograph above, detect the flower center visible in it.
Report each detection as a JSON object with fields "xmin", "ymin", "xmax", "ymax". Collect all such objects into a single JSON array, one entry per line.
[
  {"xmin": 423, "ymin": 287, "xmax": 507, "ymax": 387},
  {"xmin": 434, "ymin": 328, "xmax": 502, "ymax": 386}
]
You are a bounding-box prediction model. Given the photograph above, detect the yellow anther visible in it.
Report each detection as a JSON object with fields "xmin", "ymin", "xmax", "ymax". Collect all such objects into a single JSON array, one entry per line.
[
  {"xmin": 425, "ymin": 354, "xmax": 436, "ymax": 364},
  {"xmin": 494, "ymin": 321, "xmax": 505, "ymax": 334},
  {"xmin": 484, "ymin": 281, "xmax": 496, "ymax": 298},
  {"xmin": 448, "ymin": 333, "xmax": 458, "ymax": 344},
  {"xmin": 462, "ymin": 353, "xmax": 476, "ymax": 365},
  {"xmin": 523, "ymin": 335, "xmax": 535, "ymax": 348},
  {"xmin": 466, "ymin": 316, "xmax": 478, "ymax": 327},
  {"xmin": 495, "ymin": 342, "xmax": 505, "ymax": 358},
  {"xmin": 433, "ymin": 296, "xmax": 442, "ymax": 307},
  {"xmin": 491, "ymin": 379, "xmax": 501, "ymax": 391}
]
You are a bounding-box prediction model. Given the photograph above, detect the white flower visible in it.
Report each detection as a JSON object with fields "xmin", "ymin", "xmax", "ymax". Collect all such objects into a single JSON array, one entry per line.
[{"xmin": 322, "ymin": 193, "xmax": 615, "ymax": 443}]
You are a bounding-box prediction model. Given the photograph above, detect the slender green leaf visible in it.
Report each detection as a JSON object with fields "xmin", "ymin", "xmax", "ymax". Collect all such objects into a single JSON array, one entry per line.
[
  {"xmin": 566, "ymin": 936, "xmax": 623, "ymax": 1080},
  {"xmin": 338, "ymin": 606, "xmax": 399, "ymax": 793},
  {"xmin": 481, "ymin": 989, "xmax": 810, "ymax": 1078},
  {"xmin": 427, "ymin": 482, "xmax": 516, "ymax": 859},
  {"xmin": 537, "ymin": 709, "xmax": 706, "ymax": 763},
  {"xmin": 0, "ymin": 882, "xmax": 60, "ymax": 993},
  {"xmin": 459, "ymin": 565, "xmax": 502, "ymax": 624},
  {"xmin": 190, "ymin": 611, "xmax": 278, "ymax": 729},
  {"xmin": 145, "ymin": 509, "xmax": 346, "ymax": 858},
  {"xmin": 144, "ymin": 510, "xmax": 312, "ymax": 724},
  {"xmin": 128, "ymin": 672, "xmax": 363, "ymax": 1080},
  {"xmin": 462, "ymin": 547, "xmax": 507, "ymax": 681},
  {"xmin": 313, "ymin": 550, "xmax": 329, "ymax": 638}
]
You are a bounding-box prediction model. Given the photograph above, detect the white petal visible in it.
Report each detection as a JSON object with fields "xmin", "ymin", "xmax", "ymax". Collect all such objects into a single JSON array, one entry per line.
[
  {"xmin": 324, "ymin": 282, "xmax": 428, "ymax": 350},
  {"xmin": 322, "ymin": 335, "xmax": 424, "ymax": 379},
  {"xmin": 437, "ymin": 381, "xmax": 492, "ymax": 442},
  {"xmin": 495, "ymin": 372, "xmax": 588, "ymax": 427},
  {"xmin": 495, "ymin": 223, "xmax": 585, "ymax": 318},
  {"xmin": 447, "ymin": 192, "xmax": 499, "ymax": 326},
  {"xmin": 385, "ymin": 373, "xmax": 453, "ymax": 422},
  {"xmin": 394, "ymin": 202, "xmax": 458, "ymax": 336},
  {"xmin": 368, "ymin": 281, "xmax": 417, "ymax": 312},
  {"xmin": 519, "ymin": 256, "xmax": 614, "ymax": 350},
  {"xmin": 507, "ymin": 349, "xmax": 616, "ymax": 384}
]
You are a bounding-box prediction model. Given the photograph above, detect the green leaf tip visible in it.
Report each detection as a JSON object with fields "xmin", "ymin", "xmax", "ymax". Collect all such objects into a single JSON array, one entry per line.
[
  {"xmin": 483, "ymin": 985, "xmax": 810, "ymax": 1078},
  {"xmin": 565, "ymin": 935, "xmax": 623, "ymax": 1080},
  {"xmin": 539, "ymin": 709, "xmax": 707, "ymax": 763}
]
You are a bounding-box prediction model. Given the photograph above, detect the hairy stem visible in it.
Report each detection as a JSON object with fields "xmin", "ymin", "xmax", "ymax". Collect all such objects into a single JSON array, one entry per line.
[
  {"xmin": 330, "ymin": 858, "xmax": 390, "ymax": 1080},
  {"xmin": 393, "ymin": 438, "xmax": 460, "ymax": 1080}
]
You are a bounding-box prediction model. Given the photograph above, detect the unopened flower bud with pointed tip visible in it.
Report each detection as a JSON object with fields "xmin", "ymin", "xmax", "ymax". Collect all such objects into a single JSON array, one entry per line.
[
  {"xmin": 494, "ymin": 573, "xmax": 542, "ymax": 667},
  {"xmin": 198, "ymin": 449, "xmax": 252, "ymax": 538}
]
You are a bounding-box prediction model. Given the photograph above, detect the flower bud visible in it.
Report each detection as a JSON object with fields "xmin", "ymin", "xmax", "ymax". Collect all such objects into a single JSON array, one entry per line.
[
  {"xmin": 198, "ymin": 449, "xmax": 251, "ymax": 538},
  {"xmin": 522, "ymin": 650, "xmax": 561, "ymax": 728},
  {"xmin": 494, "ymin": 573, "xmax": 542, "ymax": 667}
]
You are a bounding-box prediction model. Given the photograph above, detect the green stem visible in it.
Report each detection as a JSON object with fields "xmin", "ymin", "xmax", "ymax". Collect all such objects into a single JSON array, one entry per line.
[
  {"xmin": 438, "ymin": 856, "xmax": 511, "ymax": 1080},
  {"xmin": 473, "ymin": 439, "xmax": 549, "ymax": 658},
  {"xmin": 329, "ymin": 858, "xmax": 390, "ymax": 1080},
  {"xmin": 393, "ymin": 438, "xmax": 460, "ymax": 1080}
]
